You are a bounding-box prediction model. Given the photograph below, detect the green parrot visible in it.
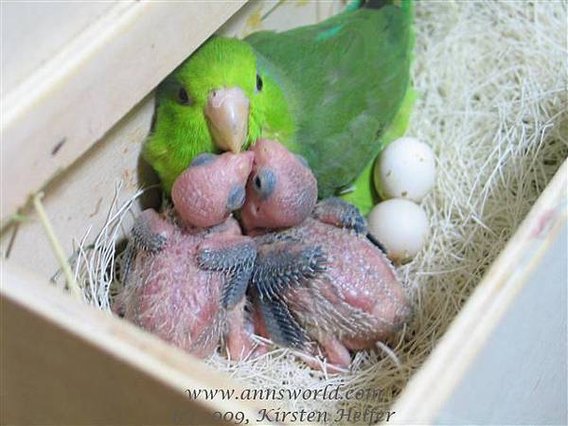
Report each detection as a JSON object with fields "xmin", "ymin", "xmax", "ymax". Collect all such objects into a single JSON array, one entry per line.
[{"xmin": 144, "ymin": 0, "xmax": 414, "ymax": 214}]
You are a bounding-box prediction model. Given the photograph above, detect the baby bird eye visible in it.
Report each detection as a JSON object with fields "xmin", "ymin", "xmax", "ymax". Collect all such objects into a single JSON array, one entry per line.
[
  {"xmin": 177, "ymin": 86, "xmax": 192, "ymax": 106},
  {"xmin": 256, "ymin": 73, "xmax": 263, "ymax": 92},
  {"xmin": 252, "ymin": 169, "xmax": 276, "ymax": 200}
]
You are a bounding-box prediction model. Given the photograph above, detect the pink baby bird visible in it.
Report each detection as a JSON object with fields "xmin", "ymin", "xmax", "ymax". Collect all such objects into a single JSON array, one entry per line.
[
  {"xmin": 242, "ymin": 139, "xmax": 411, "ymax": 370},
  {"xmin": 115, "ymin": 151, "xmax": 258, "ymax": 360},
  {"xmin": 241, "ymin": 139, "xmax": 318, "ymax": 233}
]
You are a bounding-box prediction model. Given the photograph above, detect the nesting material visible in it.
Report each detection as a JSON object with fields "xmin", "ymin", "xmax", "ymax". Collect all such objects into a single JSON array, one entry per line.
[{"xmin": 71, "ymin": 0, "xmax": 567, "ymax": 418}]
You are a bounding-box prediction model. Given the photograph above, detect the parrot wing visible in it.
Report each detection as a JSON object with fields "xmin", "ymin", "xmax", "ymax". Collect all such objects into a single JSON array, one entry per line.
[{"xmin": 246, "ymin": 1, "xmax": 414, "ymax": 199}]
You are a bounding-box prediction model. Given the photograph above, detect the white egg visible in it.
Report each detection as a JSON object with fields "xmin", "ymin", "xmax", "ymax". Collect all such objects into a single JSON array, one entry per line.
[
  {"xmin": 374, "ymin": 137, "xmax": 436, "ymax": 202},
  {"xmin": 367, "ymin": 199, "xmax": 429, "ymax": 264}
]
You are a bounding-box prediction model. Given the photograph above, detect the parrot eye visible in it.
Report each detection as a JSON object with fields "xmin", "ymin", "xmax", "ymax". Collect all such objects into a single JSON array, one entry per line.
[
  {"xmin": 252, "ymin": 169, "xmax": 276, "ymax": 200},
  {"xmin": 177, "ymin": 87, "xmax": 192, "ymax": 106},
  {"xmin": 256, "ymin": 73, "xmax": 263, "ymax": 92}
]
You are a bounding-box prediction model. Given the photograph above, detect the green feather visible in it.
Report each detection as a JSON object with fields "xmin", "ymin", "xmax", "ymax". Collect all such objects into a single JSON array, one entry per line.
[
  {"xmin": 340, "ymin": 84, "xmax": 416, "ymax": 214},
  {"xmin": 246, "ymin": 0, "xmax": 414, "ymax": 200}
]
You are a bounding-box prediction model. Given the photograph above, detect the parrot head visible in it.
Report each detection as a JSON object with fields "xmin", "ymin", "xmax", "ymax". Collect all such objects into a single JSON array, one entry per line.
[
  {"xmin": 241, "ymin": 139, "xmax": 317, "ymax": 233},
  {"xmin": 145, "ymin": 37, "xmax": 294, "ymax": 194},
  {"xmin": 172, "ymin": 151, "xmax": 254, "ymax": 229}
]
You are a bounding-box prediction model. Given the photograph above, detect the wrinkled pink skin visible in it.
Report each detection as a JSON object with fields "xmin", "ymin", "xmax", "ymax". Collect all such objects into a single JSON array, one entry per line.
[
  {"xmin": 114, "ymin": 152, "xmax": 259, "ymax": 360},
  {"xmin": 115, "ymin": 214, "xmax": 254, "ymax": 359},
  {"xmin": 241, "ymin": 139, "xmax": 317, "ymax": 233},
  {"xmin": 261, "ymin": 217, "xmax": 410, "ymax": 369},
  {"xmin": 242, "ymin": 141, "xmax": 410, "ymax": 370},
  {"xmin": 172, "ymin": 151, "xmax": 254, "ymax": 228}
]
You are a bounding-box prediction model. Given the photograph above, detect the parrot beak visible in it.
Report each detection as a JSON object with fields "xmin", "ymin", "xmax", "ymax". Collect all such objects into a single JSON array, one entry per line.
[{"xmin": 205, "ymin": 87, "xmax": 250, "ymax": 153}]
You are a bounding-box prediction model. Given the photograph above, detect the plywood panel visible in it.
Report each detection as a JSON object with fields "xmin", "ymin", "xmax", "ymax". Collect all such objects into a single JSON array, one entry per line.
[
  {"xmin": 1, "ymin": 95, "xmax": 155, "ymax": 278},
  {"xmin": 435, "ymin": 223, "xmax": 567, "ymax": 425},
  {"xmin": 1, "ymin": 1, "xmax": 247, "ymax": 224},
  {"xmin": 1, "ymin": 1, "xmax": 117, "ymax": 93}
]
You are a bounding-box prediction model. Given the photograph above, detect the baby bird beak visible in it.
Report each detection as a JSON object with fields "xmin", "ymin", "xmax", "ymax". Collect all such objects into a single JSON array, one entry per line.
[{"xmin": 205, "ymin": 87, "xmax": 250, "ymax": 153}]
